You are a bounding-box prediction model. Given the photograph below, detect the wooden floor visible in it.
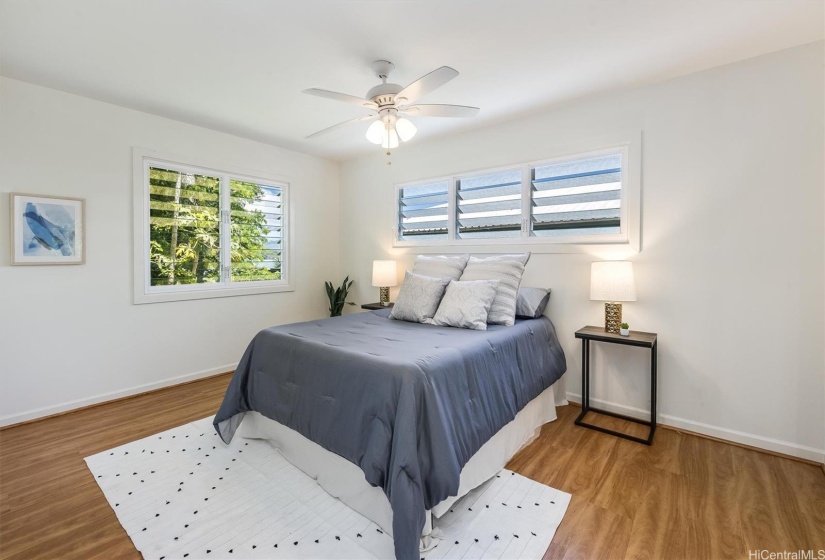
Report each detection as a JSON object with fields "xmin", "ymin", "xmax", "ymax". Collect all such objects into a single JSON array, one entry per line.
[{"xmin": 1, "ymin": 375, "xmax": 823, "ymax": 560}]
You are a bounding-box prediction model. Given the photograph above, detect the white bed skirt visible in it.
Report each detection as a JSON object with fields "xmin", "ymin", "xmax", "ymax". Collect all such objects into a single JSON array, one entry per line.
[{"xmin": 238, "ymin": 383, "xmax": 557, "ymax": 544}]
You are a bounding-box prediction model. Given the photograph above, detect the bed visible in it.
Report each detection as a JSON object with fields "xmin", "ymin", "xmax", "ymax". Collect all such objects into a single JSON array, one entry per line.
[{"xmin": 214, "ymin": 307, "xmax": 567, "ymax": 560}]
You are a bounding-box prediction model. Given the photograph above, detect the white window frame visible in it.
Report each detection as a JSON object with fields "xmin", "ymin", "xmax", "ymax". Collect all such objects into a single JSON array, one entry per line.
[
  {"xmin": 392, "ymin": 133, "xmax": 641, "ymax": 253},
  {"xmin": 133, "ymin": 148, "xmax": 293, "ymax": 304}
]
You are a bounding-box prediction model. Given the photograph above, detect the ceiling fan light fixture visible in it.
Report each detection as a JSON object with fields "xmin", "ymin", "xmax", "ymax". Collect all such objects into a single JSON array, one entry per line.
[
  {"xmin": 365, "ymin": 120, "xmax": 385, "ymax": 144},
  {"xmin": 304, "ymin": 61, "xmax": 477, "ymax": 154},
  {"xmin": 395, "ymin": 118, "xmax": 417, "ymax": 142}
]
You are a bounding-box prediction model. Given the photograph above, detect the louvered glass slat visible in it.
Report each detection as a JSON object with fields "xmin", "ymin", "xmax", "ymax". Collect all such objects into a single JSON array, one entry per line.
[
  {"xmin": 229, "ymin": 181, "xmax": 283, "ymax": 282},
  {"xmin": 531, "ymin": 154, "xmax": 622, "ymax": 237},
  {"xmin": 533, "ymin": 188, "xmax": 621, "ymax": 208},
  {"xmin": 457, "ymin": 169, "xmax": 521, "ymax": 239},
  {"xmin": 148, "ymin": 167, "xmax": 222, "ymax": 286},
  {"xmin": 398, "ymin": 180, "xmax": 449, "ymax": 240}
]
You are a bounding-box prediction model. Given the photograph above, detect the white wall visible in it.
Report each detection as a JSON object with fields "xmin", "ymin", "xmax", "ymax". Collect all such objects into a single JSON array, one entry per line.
[
  {"xmin": 339, "ymin": 43, "xmax": 825, "ymax": 461},
  {"xmin": 0, "ymin": 78, "xmax": 341, "ymax": 425}
]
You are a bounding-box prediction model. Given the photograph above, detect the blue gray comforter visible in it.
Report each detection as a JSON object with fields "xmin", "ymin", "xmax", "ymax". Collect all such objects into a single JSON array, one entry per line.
[{"xmin": 214, "ymin": 309, "xmax": 566, "ymax": 560}]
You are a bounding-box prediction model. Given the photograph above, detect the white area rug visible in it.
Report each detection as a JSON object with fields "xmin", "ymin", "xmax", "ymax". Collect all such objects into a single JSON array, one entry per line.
[{"xmin": 86, "ymin": 417, "xmax": 570, "ymax": 560}]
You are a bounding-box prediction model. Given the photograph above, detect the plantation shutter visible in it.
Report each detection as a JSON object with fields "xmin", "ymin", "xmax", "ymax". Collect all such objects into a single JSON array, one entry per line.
[
  {"xmin": 531, "ymin": 154, "xmax": 622, "ymax": 237},
  {"xmin": 229, "ymin": 180, "xmax": 283, "ymax": 283},
  {"xmin": 148, "ymin": 167, "xmax": 221, "ymax": 286},
  {"xmin": 456, "ymin": 169, "xmax": 522, "ymax": 239},
  {"xmin": 397, "ymin": 180, "xmax": 450, "ymax": 241}
]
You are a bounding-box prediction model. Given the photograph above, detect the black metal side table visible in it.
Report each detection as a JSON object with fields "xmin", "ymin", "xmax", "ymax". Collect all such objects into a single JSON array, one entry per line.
[{"xmin": 574, "ymin": 326, "xmax": 658, "ymax": 445}]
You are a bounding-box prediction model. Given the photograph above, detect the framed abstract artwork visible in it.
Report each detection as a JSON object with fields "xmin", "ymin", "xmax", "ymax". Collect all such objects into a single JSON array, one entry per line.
[{"xmin": 10, "ymin": 193, "xmax": 85, "ymax": 265}]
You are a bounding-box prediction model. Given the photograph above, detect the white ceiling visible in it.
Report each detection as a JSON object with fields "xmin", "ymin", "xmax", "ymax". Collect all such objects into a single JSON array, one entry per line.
[{"xmin": 1, "ymin": 1, "xmax": 822, "ymax": 161}]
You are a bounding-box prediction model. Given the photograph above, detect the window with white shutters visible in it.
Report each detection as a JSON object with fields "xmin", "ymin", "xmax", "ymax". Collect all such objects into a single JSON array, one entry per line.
[
  {"xmin": 397, "ymin": 180, "xmax": 450, "ymax": 241},
  {"xmin": 531, "ymin": 154, "xmax": 622, "ymax": 237},
  {"xmin": 456, "ymin": 168, "xmax": 522, "ymax": 239},
  {"xmin": 394, "ymin": 141, "xmax": 637, "ymax": 249},
  {"xmin": 135, "ymin": 151, "xmax": 291, "ymax": 303}
]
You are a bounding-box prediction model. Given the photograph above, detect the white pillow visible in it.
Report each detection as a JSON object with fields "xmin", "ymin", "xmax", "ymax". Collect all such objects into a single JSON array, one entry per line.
[
  {"xmin": 412, "ymin": 254, "xmax": 469, "ymax": 281},
  {"xmin": 459, "ymin": 253, "xmax": 531, "ymax": 326},
  {"xmin": 390, "ymin": 271, "xmax": 450, "ymax": 323},
  {"xmin": 428, "ymin": 280, "xmax": 500, "ymax": 330}
]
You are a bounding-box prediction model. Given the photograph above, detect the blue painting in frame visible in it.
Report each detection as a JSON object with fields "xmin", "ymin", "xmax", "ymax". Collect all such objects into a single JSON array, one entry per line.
[{"xmin": 11, "ymin": 193, "xmax": 85, "ymax": 265}]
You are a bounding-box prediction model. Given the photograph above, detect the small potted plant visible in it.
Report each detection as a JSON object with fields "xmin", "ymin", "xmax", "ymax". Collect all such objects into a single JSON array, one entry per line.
[
  {"xmin": 325, "ymin": 276, "xmax": 357, "ymax": 317},
  {"xmin": 620, "ymin": 322, "xmax": 630, "ymax": 336}
]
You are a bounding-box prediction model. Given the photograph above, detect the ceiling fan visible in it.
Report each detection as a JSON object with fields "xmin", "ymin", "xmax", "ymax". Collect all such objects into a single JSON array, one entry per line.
[{"xmin": 303, "ymin": 60, "xmax": 479, "ymax": 150}]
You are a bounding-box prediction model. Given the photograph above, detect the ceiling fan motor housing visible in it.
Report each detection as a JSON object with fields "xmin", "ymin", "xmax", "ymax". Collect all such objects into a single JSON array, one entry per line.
[{"xmin": 366, "ymin": 82, "xmax": 403, "ymax": 107}]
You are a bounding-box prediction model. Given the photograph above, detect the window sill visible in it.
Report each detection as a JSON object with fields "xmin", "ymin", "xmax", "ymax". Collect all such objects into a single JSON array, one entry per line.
[
  {"xmin": 392, "ymin": 234, "xmax": 639, "ymax": 254},
  {"xmin": 134, "ymin": 282, "xmax": 295, "ymax": 304}
]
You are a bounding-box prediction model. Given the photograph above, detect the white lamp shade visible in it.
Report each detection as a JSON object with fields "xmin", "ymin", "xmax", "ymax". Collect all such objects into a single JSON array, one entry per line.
[
  {"xmin": 365, "ymin": 120, "xmax": 385, "ymax": 145},
  {"xmin": 395, "ymin": 118, "xmax": 417, "ymax": 142},
  {"xmin": 372, "ymin": 260, "xmax": 398, "ymax": 287},
  {"xmin": 590, "ymin": 261, "xmax": 637, "ymax": 302}
]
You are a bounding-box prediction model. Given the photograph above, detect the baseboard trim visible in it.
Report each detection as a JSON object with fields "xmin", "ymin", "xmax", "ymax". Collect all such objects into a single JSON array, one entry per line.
[
  {"xmin": 0, "ymin": 365, "xmax": 236, "ymax": 429},
  {"xmin": 567, "ymin": 392, "xmax": 825, "ymax": 464}
]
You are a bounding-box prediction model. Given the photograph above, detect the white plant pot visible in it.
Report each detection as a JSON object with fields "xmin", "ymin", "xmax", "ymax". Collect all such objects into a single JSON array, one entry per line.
[{"xmin": 620, "ymin": 328, "xmax": 630, "ymax": 336}]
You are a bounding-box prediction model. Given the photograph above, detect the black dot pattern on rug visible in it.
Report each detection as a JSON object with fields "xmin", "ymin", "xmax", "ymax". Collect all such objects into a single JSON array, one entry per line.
[{"xmin": 88, "ymin": 420, "xmax": 569, "ymax": 560}]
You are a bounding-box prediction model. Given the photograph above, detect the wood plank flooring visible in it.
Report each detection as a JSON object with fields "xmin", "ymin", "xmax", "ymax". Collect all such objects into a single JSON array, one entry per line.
[{"xmin": 1, "ymin": 374, "xmax": 823, "ymax": 560}]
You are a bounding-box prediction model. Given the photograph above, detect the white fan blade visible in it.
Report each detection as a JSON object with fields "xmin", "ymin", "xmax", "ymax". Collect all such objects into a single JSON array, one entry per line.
[
  {"xmin": 306, "ymin": 114, "xmax": 377, "ymax": 139},
  {"xmin": 395, "ymin": 66, "xmax": 459, "ymax": 105},
  {"xmin": 401, "ymin": 104, "xmax": 479, "ymax": 118},
  {"xmin": 303, "ymin": 88, "xmax": 378, "ymax": 109}
]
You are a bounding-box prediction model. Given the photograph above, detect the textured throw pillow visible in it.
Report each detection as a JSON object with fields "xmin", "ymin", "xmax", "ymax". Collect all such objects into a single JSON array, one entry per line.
[
  {"xmin": 390, "ymin": 271, "xmax": 450, "ymax": 323},
  {"xmin": 412, "ymin": 254, "xmax": 470, "ymax": 281},
  {"xmin": 459, "ymin": 253, "xmax": 531, "ymax": 326},
  {"xmin": 515, "ymin": 287, "xmax": 551, "ymax": 319},
  {"xmin": 428, "ymin": 280, "xmax": 500, "ymax": 330}
]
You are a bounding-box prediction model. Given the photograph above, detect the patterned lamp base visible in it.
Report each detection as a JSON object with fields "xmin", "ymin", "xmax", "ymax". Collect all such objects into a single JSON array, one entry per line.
[
  {"xmin": 605, "ymin": 302, "xmax": 622, "ymax": 334},
  {"xmin": 379, "ymin": 286, "xmax": 390, "ymax": 305}
]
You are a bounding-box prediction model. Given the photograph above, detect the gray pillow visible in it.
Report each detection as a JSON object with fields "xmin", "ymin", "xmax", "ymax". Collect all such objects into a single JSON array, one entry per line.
[
  {"xmin": 459, "ymin": 253, "xmax": 531, "ymax": 326},
  {"xmin": 516, "ymin": 287, "xmax": 551, "ymax": 319},
  {"xmin": 390, "ymin": 271, "xmax": 450, "ymax": 323},
  {"xmin": 412, "ymin": 254, "xmax": 470, "ymax": 281},
  {"xmin": 428, "ymin": 280, "xmax": 500, "ymax": 330}
]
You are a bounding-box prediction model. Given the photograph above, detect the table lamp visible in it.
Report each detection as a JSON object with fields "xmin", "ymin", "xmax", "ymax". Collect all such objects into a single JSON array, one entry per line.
[
  {"xmin": 372, "ymin": 260, "xmax": 398, "ymax": 306},
  {"xmin": 590, "ymin": 261, "xmax": 636, "ymax": 334}
]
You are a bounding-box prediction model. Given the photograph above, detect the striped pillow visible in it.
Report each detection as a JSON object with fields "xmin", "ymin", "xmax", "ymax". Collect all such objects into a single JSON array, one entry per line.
[
  {"xmin": 412, "ymin": 254, "xmax": 470, "ymax": 281},
  {"xmin": 459, "ymin": 253, "xmax": 531, "ymax": 326}
]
